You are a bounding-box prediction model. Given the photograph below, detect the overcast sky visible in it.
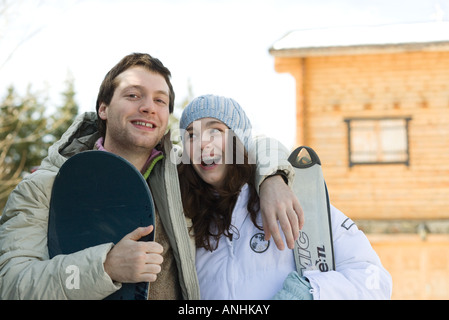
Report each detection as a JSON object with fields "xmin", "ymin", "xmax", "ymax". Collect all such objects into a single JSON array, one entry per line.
[{"xmin": 1, "ymin": 0, "xmax": 447, "ymax": 149}]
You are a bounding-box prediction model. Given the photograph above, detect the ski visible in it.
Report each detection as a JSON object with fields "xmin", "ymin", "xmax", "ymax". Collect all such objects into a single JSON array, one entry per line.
[{"xmin": 288, "ymin": 146, "xmax": 335, "ymax": 276}]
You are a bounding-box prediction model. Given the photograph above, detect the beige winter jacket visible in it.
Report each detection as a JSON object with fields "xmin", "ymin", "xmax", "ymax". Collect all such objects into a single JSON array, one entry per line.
[{"xmin": 0, "ymin": 112, "xmax": 294, "ymax": 300}]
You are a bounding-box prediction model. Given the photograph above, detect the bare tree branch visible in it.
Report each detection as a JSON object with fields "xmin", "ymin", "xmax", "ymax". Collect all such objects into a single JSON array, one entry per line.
[{"xmin": 0, "ymin": 0, "xmax": 44, "ymax": 71}]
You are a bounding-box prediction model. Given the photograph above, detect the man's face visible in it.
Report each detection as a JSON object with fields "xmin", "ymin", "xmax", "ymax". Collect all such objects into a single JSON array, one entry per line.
[{"xmin": 98, "ymin": 66, "xmax": 170, "ymax": 156}]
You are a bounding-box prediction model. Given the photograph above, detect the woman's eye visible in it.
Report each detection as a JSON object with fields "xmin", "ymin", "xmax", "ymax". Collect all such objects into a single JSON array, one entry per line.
[{"xmin": 210, "ymin": 128, "xmax": 223, "ymax": 135}]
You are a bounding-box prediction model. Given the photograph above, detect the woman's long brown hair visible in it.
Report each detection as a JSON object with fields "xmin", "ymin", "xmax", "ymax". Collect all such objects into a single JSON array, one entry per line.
[{"xmin": 178, "ymin": 141, "xmax": 261, "ymax": 252}]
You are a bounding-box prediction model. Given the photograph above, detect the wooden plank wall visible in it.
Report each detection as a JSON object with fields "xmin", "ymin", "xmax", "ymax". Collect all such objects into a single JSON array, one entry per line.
[
  {"xmin": 369, "ymin": 234, "xmax": 449, "ymax": 299},
  {"xmin": 299, "ymin": 51, "xmax": 449, "ymax": 220}
]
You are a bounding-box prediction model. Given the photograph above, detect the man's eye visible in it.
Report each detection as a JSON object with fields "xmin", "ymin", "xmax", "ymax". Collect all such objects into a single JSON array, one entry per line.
[{"xmin": 156, "ymin": 98, "xmax": 168, "ymax": 105}]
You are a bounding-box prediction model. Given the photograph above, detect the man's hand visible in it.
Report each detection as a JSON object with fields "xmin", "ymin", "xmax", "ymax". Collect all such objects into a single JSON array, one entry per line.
[
  {"xmin": 104, "ymin": 226, "xmax": 163, "ymax": 283},
  {"xmin": 260, "ymin": 175, "xmax": 304, "ymax": 250}
]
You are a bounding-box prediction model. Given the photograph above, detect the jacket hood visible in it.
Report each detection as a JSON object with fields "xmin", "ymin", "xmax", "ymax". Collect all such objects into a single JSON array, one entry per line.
[{"xmin": 40, "ymin": 112, "xmax": 101, "ymax": 172}]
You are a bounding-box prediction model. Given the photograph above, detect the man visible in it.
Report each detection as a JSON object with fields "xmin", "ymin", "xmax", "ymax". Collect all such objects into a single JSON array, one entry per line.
[{"xmin": 0, "ymin": 53, "xmax": 302, "ymax": 299}]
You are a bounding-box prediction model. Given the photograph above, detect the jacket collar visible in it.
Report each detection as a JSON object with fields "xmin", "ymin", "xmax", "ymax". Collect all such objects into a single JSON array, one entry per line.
[{"xmin": 94, "ymin": 136, "xmax": 164, "ymax": 179}]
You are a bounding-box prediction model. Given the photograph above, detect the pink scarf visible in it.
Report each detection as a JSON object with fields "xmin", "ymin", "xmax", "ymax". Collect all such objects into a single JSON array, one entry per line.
[{"xmin": 94, "ymin": 137, "xmax": 163, "ymax": 175}]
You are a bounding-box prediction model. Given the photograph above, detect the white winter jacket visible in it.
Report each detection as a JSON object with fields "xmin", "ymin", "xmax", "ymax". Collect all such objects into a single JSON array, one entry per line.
[{"xmin": 196, "ymin": 185, "xmax": 392, "ymax": 300}]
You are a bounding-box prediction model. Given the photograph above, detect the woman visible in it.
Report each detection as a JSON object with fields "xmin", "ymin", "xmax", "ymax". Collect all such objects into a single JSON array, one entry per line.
[{"xmin": 178, "ymin": 94, "xmax": 392, "ymax": 300}]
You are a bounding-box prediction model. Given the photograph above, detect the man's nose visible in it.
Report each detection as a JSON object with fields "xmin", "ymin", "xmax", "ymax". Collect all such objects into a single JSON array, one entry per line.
[{"xmin": 139, "ymin": 99, "xmax": 156, "ymax": 114}]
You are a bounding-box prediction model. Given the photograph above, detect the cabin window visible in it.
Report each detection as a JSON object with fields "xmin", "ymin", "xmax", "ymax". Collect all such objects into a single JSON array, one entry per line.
[{"xmin": 345, "ymin": 117, "xmax": 411, "ymax": 167}]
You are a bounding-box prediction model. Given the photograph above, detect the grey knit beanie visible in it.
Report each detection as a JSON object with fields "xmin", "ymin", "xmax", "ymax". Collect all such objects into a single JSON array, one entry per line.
[{"xmin": 179, "ymin": 94, "xmax": 252, "ymax": 151}]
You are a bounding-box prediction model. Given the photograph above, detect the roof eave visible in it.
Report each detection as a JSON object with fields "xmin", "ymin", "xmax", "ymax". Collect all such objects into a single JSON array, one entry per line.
[{"xmin": 269, "ymin": 41, "xmax": 449, "ymax": 57}]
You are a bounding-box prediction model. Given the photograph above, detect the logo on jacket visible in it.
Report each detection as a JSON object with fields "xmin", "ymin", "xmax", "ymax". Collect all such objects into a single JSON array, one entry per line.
[
  {"xmin": 250, "ymin": 233, "xmax": 270, "ymax": 253},
  {"xmin": 341, "ymin": 217, "xmax": 355, "ymax": 230}
]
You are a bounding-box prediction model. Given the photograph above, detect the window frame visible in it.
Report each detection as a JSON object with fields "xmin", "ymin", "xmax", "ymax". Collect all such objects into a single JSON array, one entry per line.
[{"xmin": 344, "ymin": 116, "xmax": 412, "ymax": 167}]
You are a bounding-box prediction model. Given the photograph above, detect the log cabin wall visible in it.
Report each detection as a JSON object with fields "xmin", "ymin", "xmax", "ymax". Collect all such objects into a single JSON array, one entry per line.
[
  {"xmin": 275, "ymin": 51, "xmax": 449, "ymax": 222},
  {"xmin": 272, "ymin": 42, "xmax": 449, "ymax": 299}
]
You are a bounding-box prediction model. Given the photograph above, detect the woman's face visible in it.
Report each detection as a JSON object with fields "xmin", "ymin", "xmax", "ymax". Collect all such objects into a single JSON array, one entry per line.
[{"xmin": 185, "ymin": 117, "xmax": 231, "ymax": 189}]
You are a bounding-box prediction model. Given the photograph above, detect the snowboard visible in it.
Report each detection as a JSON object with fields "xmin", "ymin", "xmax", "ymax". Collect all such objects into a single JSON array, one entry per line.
[
  {"xmin": 288, "ymin": 146, "xmax": 335, "ymax": 277},
  {"xmin": 48, "ymin": 150, "xmax": 155, "ymax": 300}
]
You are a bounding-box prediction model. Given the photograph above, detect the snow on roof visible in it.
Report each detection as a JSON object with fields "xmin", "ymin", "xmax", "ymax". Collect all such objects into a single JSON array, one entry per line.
[{"xmin": 270, "ymin": 21, "xmax": 449, "ymax": 56}]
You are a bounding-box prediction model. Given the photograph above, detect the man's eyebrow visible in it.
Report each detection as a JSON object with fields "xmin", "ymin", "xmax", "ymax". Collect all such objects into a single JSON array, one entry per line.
[
  {"xmin": 155, "ymin": 90, "xmax": 170, "ymax": 97},
  {"xmin": 122, "ymin": 85, "xmax": 144, "ymax": 91},
  {"xmin": 122, "ymin": 85, "xmax": 169, "ymax": 97}
]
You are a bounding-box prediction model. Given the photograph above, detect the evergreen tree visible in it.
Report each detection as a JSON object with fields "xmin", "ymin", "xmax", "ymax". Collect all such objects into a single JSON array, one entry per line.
[
  {"xmin": 0, "ymin": 85, "xmax": 49, "ymax": 172},
  {"xmin": 50, "ymin": 73, "xmax": 79, "ymax": 142},
  {"xmin": 169, "ymin": 79, "xmax": 194, "ymax": 146},
  {"xmin": 0, "ymin": 77, "xmax": 79, "ymax": 211}
]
